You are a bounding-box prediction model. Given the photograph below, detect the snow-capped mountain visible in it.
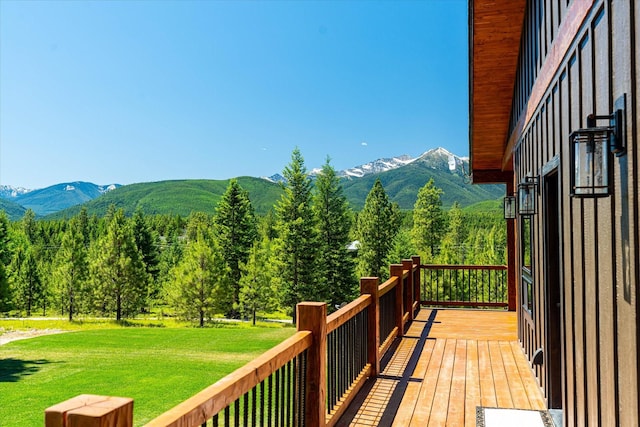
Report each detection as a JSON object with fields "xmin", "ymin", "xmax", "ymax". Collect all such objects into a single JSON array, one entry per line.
[
  {"xmin": 263, "ymin": 173, "xmax": 286, "ymax": 184},
  {"xmin": 0, "ymin": 181, "xmax": 121, "ymax": 217},
  {"xmin": 413, "ymin": 147, "xmax": 469, "ymax": 175},
  {"xmin": 332, "ymin": 154, "xmax": 415, "ymax": 179},
  {"xmin": 0, "ymin": 185, "xmax": 31, "ymax": 199},
  {"xmin": 265, "ymin": 147, "xmax": 469, "ymax": 183}
]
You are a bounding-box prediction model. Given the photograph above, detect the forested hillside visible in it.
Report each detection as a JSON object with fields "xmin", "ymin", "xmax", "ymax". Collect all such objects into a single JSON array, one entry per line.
[
  {"xmin": 47, "ymin": 178, "xmax": 284, "ymax": 219},
  {"xmin": 0, "ymin": 154, "xmax": 506, "ymax": 323}
]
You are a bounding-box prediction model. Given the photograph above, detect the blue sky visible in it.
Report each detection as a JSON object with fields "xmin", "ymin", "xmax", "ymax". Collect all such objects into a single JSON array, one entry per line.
[{"xmin": 0, "ymin": 0, "xmax": 468, "ymax": 190}]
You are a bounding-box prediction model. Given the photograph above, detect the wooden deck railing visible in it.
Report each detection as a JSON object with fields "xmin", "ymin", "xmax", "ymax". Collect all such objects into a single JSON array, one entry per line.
[
  {"xmin": 420, "ymin": 264, "xmax": 508, "ymax": 308},
  {"xmin": 45, "ymin": 256, "xmax": 422, "ymax": 427}
]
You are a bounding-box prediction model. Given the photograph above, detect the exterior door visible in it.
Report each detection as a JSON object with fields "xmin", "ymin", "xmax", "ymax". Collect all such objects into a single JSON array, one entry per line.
[{"xmin": 543, "ymin": 170, "xmax": 563, "ymax": 409}]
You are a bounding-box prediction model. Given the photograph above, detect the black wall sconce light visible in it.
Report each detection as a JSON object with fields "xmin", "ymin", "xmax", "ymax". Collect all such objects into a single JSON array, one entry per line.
[
  {"xmin": 503, "ymin": 195, "xmax": 517, "ymax": 219},
  {"xmin": 569, "ymin": 94, "xmax": 626, "ymax": 197},
  {"xmin": 518, "ymin": 176, "xmax": 538, "ymax": 216}
]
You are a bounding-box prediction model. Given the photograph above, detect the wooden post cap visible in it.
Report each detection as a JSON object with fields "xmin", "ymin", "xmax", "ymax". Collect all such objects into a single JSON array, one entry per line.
[{"xmin": 45, "ymin": 395, "xmax": 133, "ymax": 427}]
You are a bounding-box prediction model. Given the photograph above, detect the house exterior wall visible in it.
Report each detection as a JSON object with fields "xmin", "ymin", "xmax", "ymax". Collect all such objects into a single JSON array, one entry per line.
[{"xmin": 507, "ymin": 1, "xmax": 639, "ymax": 426}]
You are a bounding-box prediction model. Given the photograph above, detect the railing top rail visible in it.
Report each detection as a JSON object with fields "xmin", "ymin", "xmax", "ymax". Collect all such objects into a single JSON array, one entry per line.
[
  {"xmin": 378, "ymin": 276, "xmax": 398, "ymax": 297},
  {"xmin": 327, "ymin": 294, "xmax": 372, "ymax": 334},
  {"xmin": 421, "ymin": 264, "xmax": 507, "ymax": 271},
  {"xmin": 144, "ymin": 330, "xmax": 313, "ymax": 427}
]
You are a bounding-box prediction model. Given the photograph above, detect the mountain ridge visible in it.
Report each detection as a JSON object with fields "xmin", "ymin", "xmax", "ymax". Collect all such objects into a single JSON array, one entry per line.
[{"xmin": 1, "ymin": 148, "xmax": 503, "ymax": 219}]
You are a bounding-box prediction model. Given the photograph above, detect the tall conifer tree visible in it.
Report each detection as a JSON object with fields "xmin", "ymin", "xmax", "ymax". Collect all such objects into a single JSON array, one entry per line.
[
  {"xmin": 214, "ymin": 179, "xmax": 258, "ymax": 317},
  {"xmin": 170, "ymin": 237, "xmax": 227, "ymax": 327},
  {"xmin": 411, "ymin": 178, "xmax": 445, "ymax": 261},
  {"xmin": 0, "ymin": 212, "xmax": 12, "ymax": 312},
  {"xmin": 89, "ymin": 209, "xmax": 149, "ymax": 320},
  {"xmin": 238, "ymin": 237, "xmax": 278, "ymax": 325},
  {"xmin": 274, "ymin": 148, "xmax": 318, "ymax": 322},
  {"xmin": 356, "ymin": 179, "xmax": 400, "ymax": 280},
  {"xmin": 54, "ymin": 217, "xmax": 88, "ymax": 320},
  {"xmin": 313, "ymin": 158, "xmax": 356, "ymax": 308}
]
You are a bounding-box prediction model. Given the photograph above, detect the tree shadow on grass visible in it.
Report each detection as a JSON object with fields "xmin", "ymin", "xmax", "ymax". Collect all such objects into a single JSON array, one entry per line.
[{"xmin": 0, "ymin": 358, "xmax": 52, "ymax": 382}]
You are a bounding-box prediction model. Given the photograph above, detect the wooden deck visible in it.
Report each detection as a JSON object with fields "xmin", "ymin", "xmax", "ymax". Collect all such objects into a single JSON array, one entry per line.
[{"xmin": 337, "ymin": 309, "xmax": 546, "ymax": 427}]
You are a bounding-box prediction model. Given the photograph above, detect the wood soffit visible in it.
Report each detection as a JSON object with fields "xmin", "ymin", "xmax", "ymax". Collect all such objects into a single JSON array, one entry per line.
[{"xmin": 469, "ymin": 0, "xmax": 525, "ymax": 182}]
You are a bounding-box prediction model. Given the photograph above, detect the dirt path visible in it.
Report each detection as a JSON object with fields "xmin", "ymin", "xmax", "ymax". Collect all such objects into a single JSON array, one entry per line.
[{"xmin": 0, "ymin": 329, "xmax": 68, "ymax": 346}]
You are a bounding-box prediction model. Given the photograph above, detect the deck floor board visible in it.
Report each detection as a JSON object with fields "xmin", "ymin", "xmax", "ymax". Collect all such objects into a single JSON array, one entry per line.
[{"xmin": 337, "ymin": 309, "xmax": 546, "ymax": 427}]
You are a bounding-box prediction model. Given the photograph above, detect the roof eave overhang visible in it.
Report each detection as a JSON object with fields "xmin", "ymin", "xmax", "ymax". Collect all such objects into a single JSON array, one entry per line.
[{"xmin": 469, "ymin": 0, "xmax": 526, "ymax": 184}]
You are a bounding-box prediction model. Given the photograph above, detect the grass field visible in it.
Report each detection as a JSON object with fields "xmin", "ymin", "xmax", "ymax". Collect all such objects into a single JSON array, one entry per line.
[{"xmin": 0, "ymin": 322, "xmax": 295, "ymax": 427}]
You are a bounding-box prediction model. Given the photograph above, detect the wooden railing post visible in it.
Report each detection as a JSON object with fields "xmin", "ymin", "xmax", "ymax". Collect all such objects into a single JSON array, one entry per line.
[
  {"xmin": 297, "ymin": 302, "xmax": 327, "ymax": 427},
  {"xmin": 45, "ymin": 395, "xmax": 133, "ymax": 427},
  {"xmin": 412, "ymin": 256, "xmax": 421, "ymax": 309},
  {"xmin": 506, "ymin": 179, "xmax": 517, "ymax": 311},
  {"xmin": 402, "ymin": 259, "xmax": 414, "ymax": 322},
  {"xmin": 360, "ymin": 277, "xmax": 380, "ymax": 376},
  {"xmin": 390, "ymin": 264, "xmax": 404, "ymax": 337}
]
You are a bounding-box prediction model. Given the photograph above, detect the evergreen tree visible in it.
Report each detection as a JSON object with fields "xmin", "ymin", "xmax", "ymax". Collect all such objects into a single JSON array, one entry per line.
[
  {"xmin": 356, "ymin": 179, "xmax": 400, "ymax": 280},
  {"xmin": 22, "ymin": 209, "xmax": 38, "ymax": 244},
  {"xmin": 77, "ymin": 207, "xmax": 91, "ymax": 247},
  {"xmin": 89, "ymin": 209, "xmax": 149, "ymax": 320},
  {"xmin": 169, "ymin": 237, "xmax": 227, "ymax": 327},
  {"xmin": 214, "ymin": 179, "xmax": 258, "ymax": 318},
  {"xmin": 0, "ymin": 212, "xmax": 12, "ymax": 311},
  {"xmin": 186, "ymin": 212, "xmax": 213, "ymax": 242},
  {"xmin": 260, "ymin": 210, "xmax": 278, "ymax": 240},
  {"xmin": 132, "ymin": 208, "xmax": 161, "ymax": 309},
  {"xmin": 11, "ymin": 244, "xmax": 43, "ymax": 316},
  {"xmin": 411, "ymin": 178, "xmax": 445, "ymax": 261},
  {"xmin": 313, "ymin": 158, "xmax": 357, "ymax": 308},
  {"xmin": 238, "ymin": 237, "xmax": 278, "ymax": 325},
  {"xmin": 274, "ymin": 148, "xmax": 319, "ymax": 322},
  {"xmin": 54, "ymin": 218, "xmax": 88, "ymax": 321},
  {"xmin": 437, "ymin": 202, "xmax": 466, "ymax": 264},
  {"xmin": 388, "ymin": 228, "xmax": 417, "ymax": 265}
]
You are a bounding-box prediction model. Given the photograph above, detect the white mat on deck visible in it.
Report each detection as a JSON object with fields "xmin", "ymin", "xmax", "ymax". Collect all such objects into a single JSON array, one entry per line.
[{"xmin": 476, "ymin": 407, "xmax": 555, "ymax": 427}]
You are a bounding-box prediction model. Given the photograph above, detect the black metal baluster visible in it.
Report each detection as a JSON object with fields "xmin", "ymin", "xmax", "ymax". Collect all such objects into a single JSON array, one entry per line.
[
  {"xmin": 234, "ymin": 399, "xmax": 240, "ymax": 427},
  {"xmin": 268, "ymin": 374, "xmax": 273, "ymax": 427},
  {"xmin": 259, "ymin": 381, "xmax": 265, "ymax": 426}
]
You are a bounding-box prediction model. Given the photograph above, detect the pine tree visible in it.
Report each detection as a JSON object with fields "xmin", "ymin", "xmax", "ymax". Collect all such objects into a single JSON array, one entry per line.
[
  {"xmin": 313, "ymin": 158, "xmax": 357, "ymax": 309},
  {"xmin": 11, "ymin": 244, "xmax": 43, "ymax": 316},
  {"xmin": 411, "ymin": 178, "xmax": 445, "ymax": 262},
  {"xmin": 388, "ymin": 228, "xmax": 417, "ymax": 265},
  {"xmin": 132, "ymin": 208, "xmax": 161, "ymax": 309},
  {"xmin": 238, "ymin": 237, "xmax": 278, "ymax": 325},
  {"xmin": 22, "ymin": 209, "xmax": 38, "ymax": 244},
  {"xmin": 54, "ymin": 218, "xmax": 88, "ymax": 321},
  {"xmin": 186, "ymin": 212, "xmax": 213, "ymax": 242},
  {"xmin": 214, "ymin": 179, "xmax": 258, "ymax": 318},
  {"xmin": 89, "ymin": 209, "xmax": 149, "ymax": 320},
  {"xmin": 437, "ymin": 202, "xmax": 466, "ymax": 264},
  {"xmin": 0, "ymin": 212, "xmax": 12, "ymax": 312},
  {"xmin": 274, "ymin": 148, "xmax": 319, "ymax": 322},
  {"xmin": 169, "ymin": 237, "xmax": 227, "ymax": 327},
  {"xmin": 356, "ymin": 179, "xmax": 400, "ymax": 280}
]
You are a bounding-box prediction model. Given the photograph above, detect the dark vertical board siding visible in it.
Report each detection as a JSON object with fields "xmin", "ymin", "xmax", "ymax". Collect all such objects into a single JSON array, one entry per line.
[
  {"xmin": 593, "ymin": 6, "xmax": 617, "ymax": 426},
  {"xmin": 624, "ymin": 1, "xmax": 640, "ymax": 425},
  {"xmin": 580, "ymin": 29, "xmax": 601, "ymax": 427},
  {"xmin": 570, "ymin": 45, "xmax": 586, "ymax": 427},
  {"xmin": 559, "ymin": 67, "xmax": 576, "ymax": 427},
  {"xmin": 511, "ymin": 1, "xmax": 638, "ymax": 425}
]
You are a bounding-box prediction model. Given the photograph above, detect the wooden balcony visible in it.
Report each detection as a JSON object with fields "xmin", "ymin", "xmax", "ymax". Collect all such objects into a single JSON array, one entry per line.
[
  {"xmin": 46, "ymin": 261, "xmax": 542, "ymax": 427},
  {"xmin": 336, "ymin": 309, "xmax": 545, "ymax": 427}
]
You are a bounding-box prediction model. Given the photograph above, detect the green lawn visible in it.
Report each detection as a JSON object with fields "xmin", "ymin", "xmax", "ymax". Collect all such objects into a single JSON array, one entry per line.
[{"xmin": 0, "ymin": 324, "xmax": 295, "ymax": 426}]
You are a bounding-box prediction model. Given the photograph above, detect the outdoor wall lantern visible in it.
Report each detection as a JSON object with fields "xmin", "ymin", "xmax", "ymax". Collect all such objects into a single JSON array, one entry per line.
[
  {"xmin": 503, "ymin": 195, "xmax": 517, "ymax": 219},
  {"xmin": 518, "ymin": 177, "xmax": 538, "ymax": 216},
  {"xmin": 569, "ymin": 96, "xmax": 626, "ymax": 197}
]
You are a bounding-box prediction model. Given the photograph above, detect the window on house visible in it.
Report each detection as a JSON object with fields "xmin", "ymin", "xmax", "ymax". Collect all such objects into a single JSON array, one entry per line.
[{"xmin": 521, "ymin": 216, "xmax": 534, "ymax": 315}]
